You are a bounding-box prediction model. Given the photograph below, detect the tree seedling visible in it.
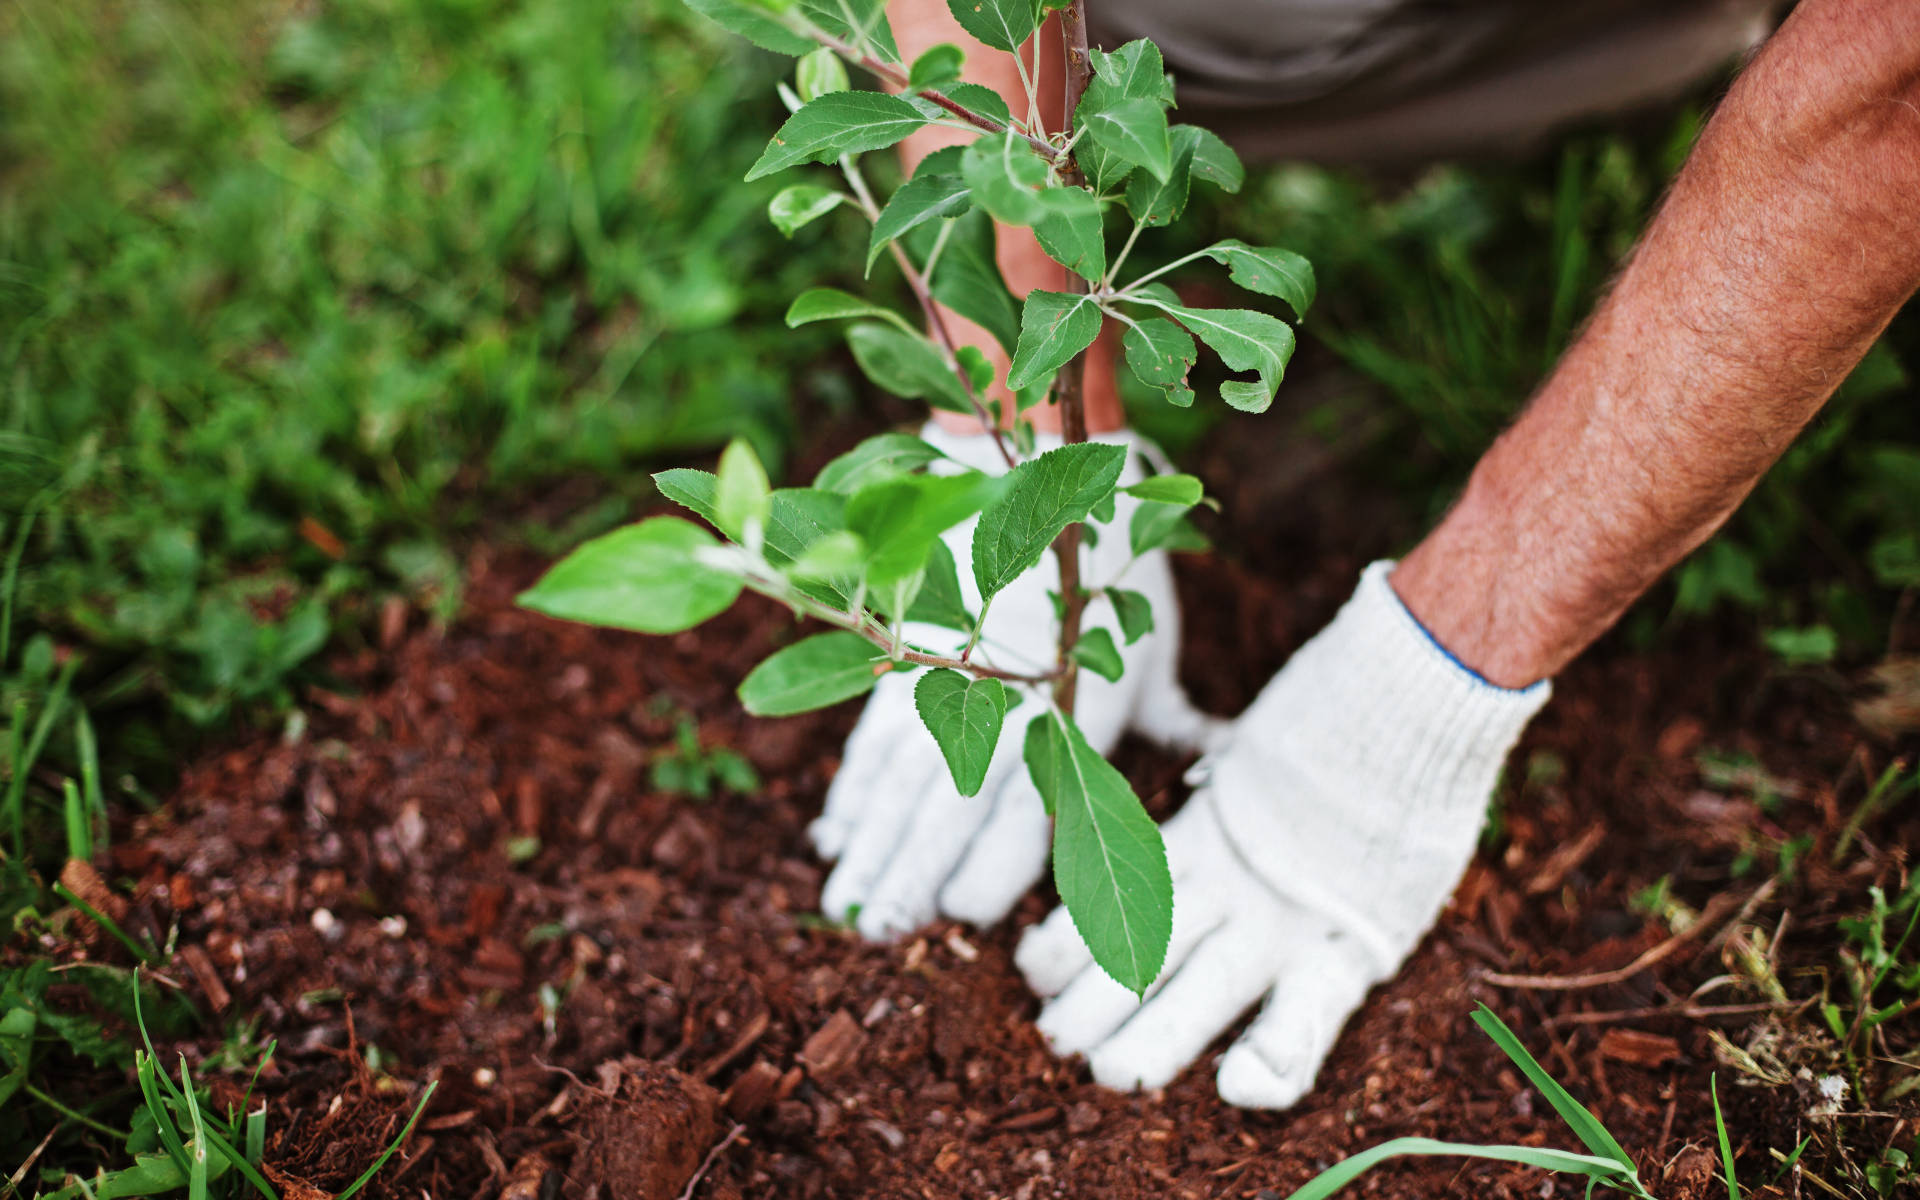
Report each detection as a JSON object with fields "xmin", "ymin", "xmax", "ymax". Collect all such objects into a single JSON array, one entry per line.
[{"xmin": 520, "ymin": 0, "xmax": 1312, "ymax": 995}]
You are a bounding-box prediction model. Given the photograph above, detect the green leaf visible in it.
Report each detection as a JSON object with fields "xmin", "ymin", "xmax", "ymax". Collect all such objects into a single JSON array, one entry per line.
[
  {"xmin": 943, "ymin": 0, "xmax": 1039, "ymax": 51},
  {"xmin": 1032, "ymin": 187, "xmax": 1106, "ymax": 282},
  {"xmin": 1128, "ymin": 296, "xmax": 1294, "ymax": 413},
  {"xmin": 930, "ymin": 218, "xmax": 1020, "ymax": 352},
  {"xmin": 908, "ymin": 42, "xmax": 965, "ymax": 88},
  {"xmin": 746, "ymin": 91, "xmax": 928, "ymax": 181},
  {"xmin": 914, "ymin": 669, "xmax": 1012, "ymax": 795},
  {"xmin": 786, "ymin": 530, "xmax": 866, "ymax": 581},
  {"xmin": 796, "ymin": 47, "xmax": 850, "ymax": 101},
  {"xmin": 1123, "ymin": 129, "xmax": 1196, "ymax": 227},
  {"xmin": 786, "ymin": 287, "xmax": 914, "ymax": 332},
  {"xmin": 714, "ymin": 439, "xmax": 772, "ymax": 542},
  {"xmin": 1024, "ymin": 710, "xmax": 1171, "ymax": 995},
  {"xmin": 1181, "ymin": 125, "xmax": 1244, "ymax": 194},
  {"xmin": 904, "ymin": 539, "xmax": 975, "ymax": 631},
  {"xmin": 1201, "ymin": 240, "xmax": 1316, "ymax": 319},
  {"xmin": 961, "ymin": 129, "xmax": 1048, "ymax": 226},
  {"xmin": 972, "ymin": 440, "xmax": 1125, "ymax": 600},
  {"xmin": 868, "ymin": 173, "xmax": 972, "ymax": 270},
  {"xmin": 1121, "ymin": 317, "xmax": 1196, "ymax": 407},
  {"xmin": 1123, "ymin": 474, "xmax": 1202, "ymax": 506},
  {"xmin": 846, "ymin": 322, "xmax": 973, "ymax": 412},
  {"xmin": 941, "ymin": 81, "xmax": 1013, "ymax": 127},
  {"xmin": 814, "ymin": 432, "xmax": 946, "ymax": 493},
  {"xmin": 1470, "ymin": 1005, "xmax": 1638, "ymax": 1172},
  {"xmin": 1129, "ymin": 500, "xmax": 1207, "ymax": 556},
  {"xmin": 1080, "ymin": 97, "xmax": 1171, "ymax": 184},
  {"xmin": 847, "ymin": 471, "xmax": 1005, "ymax": 590},
  {"xmin": 681, "ymin": 0, "xmax": 815, "ymax": 56},
  {"xmin": 799, "ymin": 0, "xmax": 899, "ymax": 62},
  {"xmin": 1006, "ymin": 290, "xmax": 1101, "ymax": 391},
  {"xmin": 1105, "ymin": 587, "xmax": 1153, "ymax": 644},
  {"xmin": 518, "ymin": 518, "xmax": 741, "ymax": 634},
  {"xmin": 768, "ymin": 184, "xmax": 846, "ymax": 236},
  {"xmin": 1071, "ymin": 627, "xmax": 1124, "ymax": 682},
  {"xmin": 653, "ymin": 472, "xmax": 853, "ymax": 600},
  {"xmin": 739, "ymin": 631, "xmax": 891, "ymax": 716},
  {"xmin": 956, "ymin": 345, "xmax": 994, "ymax": 392},
  {"xmin": 1281, "ymin": 1138, "xmax": 1635, "ymax": 1200},
  {"xmin": 1082, "ymin": 39, "xmax": 1174, "ymax": 110},
  {"xmin": 1078, "ymin": 132, "xmax": 1134, "ymax": 194}
]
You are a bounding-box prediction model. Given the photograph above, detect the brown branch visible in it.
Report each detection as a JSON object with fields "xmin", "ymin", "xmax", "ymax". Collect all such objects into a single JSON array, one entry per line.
[
  {"xmin": 808, "ymin": 30, "xmax": 1062, "ymax": 163},
  {"xmin": 1048, "ymin": 0, "xmax": 1096, "ymax": 715}
]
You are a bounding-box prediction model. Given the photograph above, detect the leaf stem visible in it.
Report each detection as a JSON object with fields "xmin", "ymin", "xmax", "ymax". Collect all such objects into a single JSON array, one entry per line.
[
  {"xmin": 838, "ymin": 156, "xmax": 1018, "ymax": 469},
  {"xmin": 1114, "ymin": 247, "xmax": 1211, "ymax": 296},
  {"xmin": 802, "ymin": 25, "xmax": 1063, "ymax": 164},
  {"xmin": 1103, "ymin": 218, "xmax": 1145, "ymax": 290},
  {"xmin": 739, "ymin": 566, "xmax": 1055, "ymax": 686}
]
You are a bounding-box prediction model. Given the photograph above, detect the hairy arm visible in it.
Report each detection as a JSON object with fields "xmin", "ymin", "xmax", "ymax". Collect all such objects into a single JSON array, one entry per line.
[{"xmin": 1395, "ymin": 0, "xmax": 1920, "ymax": 687}]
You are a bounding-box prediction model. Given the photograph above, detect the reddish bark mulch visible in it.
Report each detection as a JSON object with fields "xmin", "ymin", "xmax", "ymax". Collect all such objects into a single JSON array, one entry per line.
[{"xmin": 84, "ymin": 422, "xmax": 1920, "ymax": 1199}]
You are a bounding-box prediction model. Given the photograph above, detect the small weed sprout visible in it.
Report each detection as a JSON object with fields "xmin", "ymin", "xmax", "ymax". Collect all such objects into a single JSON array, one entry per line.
[{"xmin": 520, "ymin": 0, "xmax": 1312, "ymax": 996}]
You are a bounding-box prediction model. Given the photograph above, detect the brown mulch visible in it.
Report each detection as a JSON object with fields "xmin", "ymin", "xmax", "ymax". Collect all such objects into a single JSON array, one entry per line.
[{"xmin": 73, "ymin": 417, "xmax": 1920, "ymax": 1200}]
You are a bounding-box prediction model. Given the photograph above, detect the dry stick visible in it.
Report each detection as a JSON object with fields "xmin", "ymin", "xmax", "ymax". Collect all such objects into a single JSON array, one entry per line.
[
  {"xmin": 676, "ymin": 1124, "xmax": 746, "ymax": 1200},
  {"xmin": 1482, "ymin": 885, "xmax": 1760, "ymax": 991},
  {"xmin": 1047, "ymin": 0, "xmax": 1096, "ymax": 715}
]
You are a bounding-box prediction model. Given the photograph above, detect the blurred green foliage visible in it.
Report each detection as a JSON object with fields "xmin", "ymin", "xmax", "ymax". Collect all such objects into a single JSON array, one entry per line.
[
  {"xmin": 1205, "ymin": 117, "xmax": 1919, "ymax": 657},
  {"xmin": 1, "ymin": 0, "xmax": 864, "ymax": 812}
]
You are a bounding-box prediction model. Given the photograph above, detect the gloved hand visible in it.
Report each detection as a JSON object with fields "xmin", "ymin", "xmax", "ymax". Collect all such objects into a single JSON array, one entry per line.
[
  {"xmin": 1015, "ymin": 562, "xmax": 1551, "ymax": 1108},
  {"xmin": 811, "ymin": 423, "xmax": 1226, "ymax": 941}
]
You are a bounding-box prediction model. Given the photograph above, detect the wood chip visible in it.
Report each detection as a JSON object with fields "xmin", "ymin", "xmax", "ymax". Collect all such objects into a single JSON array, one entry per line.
[
  {"xmin": 994, "ymin": 1106, "xmax": 1061, "ymax": 1132},
  {"xmin": 179, "ymin": 943, "xmax": 230, "ymax": 1012},
  {"xmin": 723, "ymin": 1060, "xmax": 783, "ymax": 1121},
  {"xmin": 1524, "ymin": 824, "xmax": 1607, "ymax": 895},
  {"xmin": 1598, "ymin": 1028, "xmax": 1683, "ymax": 1068},
  {"xmin": 59, "ymin": 858, "xmax": 128, "ymax": 922},
  {"xmin": 798, "ymin": 1010, "xmax": 866, "ymax": 1079},
  {"xmin": 498, "ymin": 1153, "xmax": 554, "ymax": 1200},
  {"xmin": 697, "ymin": 1007, "xmax": 769, "ymax": 1081}
]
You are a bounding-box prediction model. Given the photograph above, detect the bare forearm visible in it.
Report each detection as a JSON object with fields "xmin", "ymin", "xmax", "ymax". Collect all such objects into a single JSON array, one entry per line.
[{"xmin": 1395, "ymin": 0, "xmax": 1920, "ymax": 687}]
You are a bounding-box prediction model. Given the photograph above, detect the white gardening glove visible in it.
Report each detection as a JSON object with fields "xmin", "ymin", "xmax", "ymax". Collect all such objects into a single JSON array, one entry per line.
[
  {"xmin": 1015, "ymin": 561, "xmax": 1551, "ymax": 1108},
  {"xmin": 811, "ymin": 423, "xmax": 1226, "ymax": 941}
]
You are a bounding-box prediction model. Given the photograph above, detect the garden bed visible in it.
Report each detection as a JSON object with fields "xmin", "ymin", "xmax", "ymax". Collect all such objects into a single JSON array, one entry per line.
[{"xmin": 70, "ymin": 426, "xmax": 1917, "ymax": 1200}]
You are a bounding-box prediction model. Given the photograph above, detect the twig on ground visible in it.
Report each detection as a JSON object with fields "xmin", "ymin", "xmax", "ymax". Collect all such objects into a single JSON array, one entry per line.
[
  {"xmin": 1483, "ymin": 886, "xmax": 1761, "ymax": 991},
  {"xmin": 677, "ymin": 1124, "xmax": 745, "ymax": 1200}
]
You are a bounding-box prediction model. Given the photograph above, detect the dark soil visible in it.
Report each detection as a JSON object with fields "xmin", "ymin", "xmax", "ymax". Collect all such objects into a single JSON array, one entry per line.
[{"xmin": 69, "ymin": 417, "xmax": 1920, "ymax": 1199}]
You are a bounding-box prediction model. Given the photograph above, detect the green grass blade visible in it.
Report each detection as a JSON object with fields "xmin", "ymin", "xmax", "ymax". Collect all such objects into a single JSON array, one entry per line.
[
  {"xmin": 197, "ymin": 1123, "xmax": 278, "ymax": 1200},
  {"xmin": 1472, "ymin": 1005, "xmax": 1636, "ymax": 1172},
  {"xmin": 178, "ymin": 1059, "xmax": 210, "ymax": 1200},
  {"xmin": 6, "ymin": 654, "xmax": 80, "ymax": 855},
  {"xmin": 0, "ymin": 504, "xmax": 39, "ymax": 674},
  {"xmin": 246, "ymin": 1106, "xmax": 267, "ymax": 1167},
  {"xmin": 336, "ymin": 1080, "xmax": 437, "ymax": 1200},
  {"xmin": 63, "ymin": 778, "xmax": 92, "ymax": 862},
  {"xmin": 133, "ymin": 1052, "xmax": 192, "ymax": 1177},
  {"xmin": 1712, "ymin": 1075, "xmax": 1740, "ymax": 1200},
  {"xmin": 76, "ymin": 706, "xmax": 105, "ymax": 853},
  {"xmin": 1281, "ymin": 1137, "xmax": 1634, "ymax": 1200}
]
